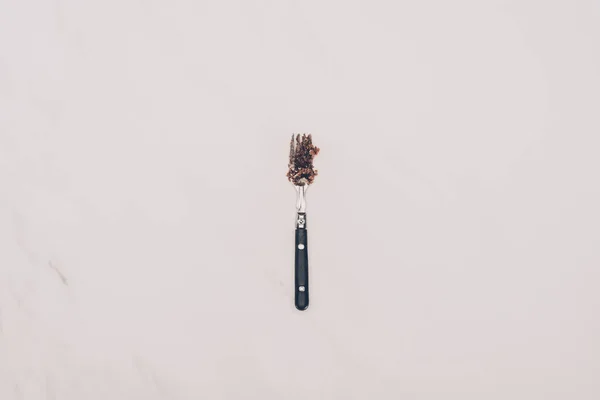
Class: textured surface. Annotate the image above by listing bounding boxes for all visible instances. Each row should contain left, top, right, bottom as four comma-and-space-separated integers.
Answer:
287, 134, 319, 186
1, 1, 600, 399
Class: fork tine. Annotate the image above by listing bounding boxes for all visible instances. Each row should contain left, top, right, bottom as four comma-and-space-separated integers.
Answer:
289, 134, 296, 165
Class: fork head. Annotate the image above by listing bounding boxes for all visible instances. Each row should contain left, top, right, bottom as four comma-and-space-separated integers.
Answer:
287, 134, 320, 187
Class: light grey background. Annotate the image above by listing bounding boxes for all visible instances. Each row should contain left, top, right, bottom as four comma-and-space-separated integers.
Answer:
1, 1, 599, 399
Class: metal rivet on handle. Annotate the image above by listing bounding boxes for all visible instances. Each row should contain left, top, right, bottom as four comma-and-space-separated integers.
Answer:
298, 244, 305, 250
299, 286, 305, 292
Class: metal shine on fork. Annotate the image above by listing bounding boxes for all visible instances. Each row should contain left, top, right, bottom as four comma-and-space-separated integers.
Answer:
295, 184, 307, 228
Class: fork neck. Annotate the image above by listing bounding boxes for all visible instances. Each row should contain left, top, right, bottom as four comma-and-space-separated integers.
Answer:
295, 184, 307, 213
295, 185, 307, 228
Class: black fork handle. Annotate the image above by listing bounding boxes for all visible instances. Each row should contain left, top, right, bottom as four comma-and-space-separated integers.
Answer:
295, 227, 309, 310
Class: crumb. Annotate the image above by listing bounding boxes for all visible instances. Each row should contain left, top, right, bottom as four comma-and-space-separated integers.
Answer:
287, 134, 320, 186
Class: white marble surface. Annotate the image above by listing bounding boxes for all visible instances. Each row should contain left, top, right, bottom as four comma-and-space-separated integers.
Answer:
2, 1, 600, 399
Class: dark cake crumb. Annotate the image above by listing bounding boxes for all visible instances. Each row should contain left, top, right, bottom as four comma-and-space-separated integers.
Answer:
287, 134, 320, 186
